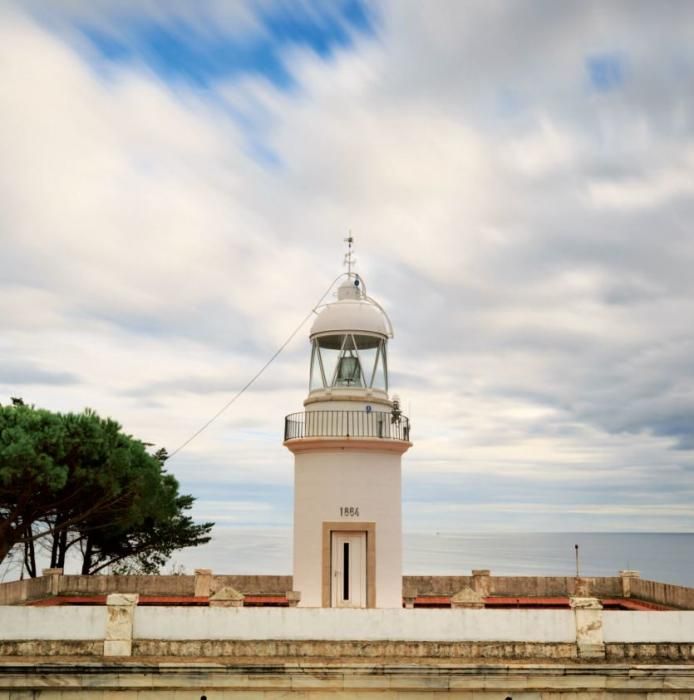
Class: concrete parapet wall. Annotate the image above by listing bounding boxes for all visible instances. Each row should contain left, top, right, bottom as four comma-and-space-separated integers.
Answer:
0, 576, 49, 605
0, 573, 292, 604
490, 575, 622, 597
212, 574, 292, 595
402, 575, 623, 598
0, 607, 107, 640
631, 577, 694, 609
603, 611, 694, 642
4, 605, 694, 663
1, 571, 692, 607
133, 607, 576, 642
403, 575, 472, 596
58, 574, 195, 597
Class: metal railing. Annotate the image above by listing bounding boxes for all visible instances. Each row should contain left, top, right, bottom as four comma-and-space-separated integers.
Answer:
284, 410, 411, 442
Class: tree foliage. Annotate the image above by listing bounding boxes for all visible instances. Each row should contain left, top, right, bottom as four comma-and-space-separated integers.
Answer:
0, 399, 213, 575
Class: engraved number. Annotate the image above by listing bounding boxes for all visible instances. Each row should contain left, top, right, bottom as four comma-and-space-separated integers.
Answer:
340, 506, 360, 517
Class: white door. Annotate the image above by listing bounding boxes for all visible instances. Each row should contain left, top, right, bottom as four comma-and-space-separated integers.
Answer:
331, 531, 367, 608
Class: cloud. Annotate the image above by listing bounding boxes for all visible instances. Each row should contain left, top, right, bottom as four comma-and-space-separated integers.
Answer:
1, 0, 694, 550
0, 362, 80, 387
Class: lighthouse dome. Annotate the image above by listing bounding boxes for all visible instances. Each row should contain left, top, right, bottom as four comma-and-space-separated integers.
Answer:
310, 300, 390, 338
310, 277, 391, 339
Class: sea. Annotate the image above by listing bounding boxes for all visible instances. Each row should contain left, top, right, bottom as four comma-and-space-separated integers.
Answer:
173, 530, 694, 587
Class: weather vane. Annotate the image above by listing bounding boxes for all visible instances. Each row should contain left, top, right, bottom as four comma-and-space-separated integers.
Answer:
344, 232, 356, 275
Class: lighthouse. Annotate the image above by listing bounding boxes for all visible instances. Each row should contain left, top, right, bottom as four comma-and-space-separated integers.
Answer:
283, 247, 412, 608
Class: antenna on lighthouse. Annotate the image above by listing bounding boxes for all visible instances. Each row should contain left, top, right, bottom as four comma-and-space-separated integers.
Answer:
344, 233, 356, 275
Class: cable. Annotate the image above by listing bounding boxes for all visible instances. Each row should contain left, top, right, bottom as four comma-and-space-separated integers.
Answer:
167, 273, 346, 460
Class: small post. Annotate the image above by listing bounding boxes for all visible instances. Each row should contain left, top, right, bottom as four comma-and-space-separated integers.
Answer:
619, 569, 641, 598
42, 568, 63, 596
194, 568, 213, 598
286, 591, 301, 607
575, 544, 580, 577
471, 569, 491, 598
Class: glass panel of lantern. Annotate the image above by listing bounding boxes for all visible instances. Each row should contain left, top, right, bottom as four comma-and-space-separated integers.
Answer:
309, 342, 324, 391
370, 342, 387, 392
351, 335, 377, 389
315, 334, 345, 388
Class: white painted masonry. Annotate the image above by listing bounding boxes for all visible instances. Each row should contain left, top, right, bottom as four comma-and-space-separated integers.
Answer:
3, 605, 694, 655
603, 610, 694, 642
0, 606, 107, 640
133, 608, 575, 642
292, 447, 402, 607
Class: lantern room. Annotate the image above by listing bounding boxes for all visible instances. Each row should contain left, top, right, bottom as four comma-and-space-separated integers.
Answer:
308, 276, 391, 397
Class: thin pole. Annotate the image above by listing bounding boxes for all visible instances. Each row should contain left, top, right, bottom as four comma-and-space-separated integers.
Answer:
575, 544, 580, 577
344, 233, 354, 274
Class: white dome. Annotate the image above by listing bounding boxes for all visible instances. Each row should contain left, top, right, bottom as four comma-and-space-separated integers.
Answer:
310, 299, 390, 338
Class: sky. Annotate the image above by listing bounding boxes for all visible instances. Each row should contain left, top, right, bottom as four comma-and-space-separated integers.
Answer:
2, 0, 694, 568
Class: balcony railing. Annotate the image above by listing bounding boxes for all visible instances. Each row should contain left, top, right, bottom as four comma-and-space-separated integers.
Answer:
284, 410, 411, 442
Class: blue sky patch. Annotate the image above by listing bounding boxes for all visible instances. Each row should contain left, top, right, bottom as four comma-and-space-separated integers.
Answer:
586, 52, 625, 92
77, 0, 375, 90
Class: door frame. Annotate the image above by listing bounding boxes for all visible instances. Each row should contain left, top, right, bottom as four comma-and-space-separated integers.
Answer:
322, 521, 376, 608
330, 531, 367, 608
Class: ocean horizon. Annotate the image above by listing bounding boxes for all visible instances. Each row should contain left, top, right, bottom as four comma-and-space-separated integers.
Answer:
170, 529, 694, 588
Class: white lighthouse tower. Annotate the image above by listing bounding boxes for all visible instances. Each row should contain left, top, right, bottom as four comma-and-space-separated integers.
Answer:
284, 245, 412, 608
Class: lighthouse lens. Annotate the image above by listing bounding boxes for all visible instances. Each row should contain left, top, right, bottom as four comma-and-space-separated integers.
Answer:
336, 355, 361, 386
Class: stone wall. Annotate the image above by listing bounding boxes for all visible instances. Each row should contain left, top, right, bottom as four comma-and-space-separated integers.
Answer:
2, 637, 693, 663
212, 575, 292, 596
3, 603, 694, 661
403, 575, 472, 596
402, 575, 622, 597
1, 570, 691, 607
489, 576, 622, 597
0, 572, 293, 604
0, 576, 49, 605
2, 603, 694, 695
59, 574, 196, 596
631, 577, 694, 609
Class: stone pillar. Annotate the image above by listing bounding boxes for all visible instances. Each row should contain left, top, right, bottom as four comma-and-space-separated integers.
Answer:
42, 568, 63, 596
570, 596, 604, 659
209, 586, 244, 607
286, 591, 301, 607
619, 569, 640, 598
574, 577, 591, 597
451, 587, 485, 609
194, 568, 213, 598
104, 593, 138, 657
471, 569, 491, 597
